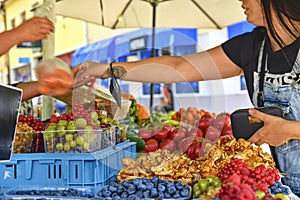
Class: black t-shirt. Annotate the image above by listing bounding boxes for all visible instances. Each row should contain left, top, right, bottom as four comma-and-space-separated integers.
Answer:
221, 27, 300, 100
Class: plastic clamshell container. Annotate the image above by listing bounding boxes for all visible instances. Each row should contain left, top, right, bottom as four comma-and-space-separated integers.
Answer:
0, 140, 136, 189
12, 132, 34, 153
43, 126, 120, 153
3, 185, 96, 200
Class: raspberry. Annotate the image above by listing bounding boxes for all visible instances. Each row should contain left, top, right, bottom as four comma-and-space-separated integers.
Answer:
237, 189, 254, 200
228, 173, 241, 185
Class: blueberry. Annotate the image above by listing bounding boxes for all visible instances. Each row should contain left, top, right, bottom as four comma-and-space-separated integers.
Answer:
109, 186, 118, 193
159, 179, 169, 186
121, 181, 130, 188
112, 192, 121, 199
133, 178, 141, 186
146, 182, 155, 190
180, 188, 190, 197
172, 191, 181, 198
136, 190, 143, 198
164, 192, 171, 198
157, 183, 166, 192
158, 191, 165, 199
150, 188, 158, 198
152, 176, 159, 185
128, 185, 137, 195
137, 183, 147, 191
103, 190, 112, 197
175, 182, 183, 190
142, 190, 150, 198
214, 197, 221, 200
128, 194, 141, 200
120, 191, 128, 198
167, 186, 176, 194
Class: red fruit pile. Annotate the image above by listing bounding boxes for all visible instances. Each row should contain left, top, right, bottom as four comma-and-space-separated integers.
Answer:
17, 114, 46, 152
217, 158, 281, 199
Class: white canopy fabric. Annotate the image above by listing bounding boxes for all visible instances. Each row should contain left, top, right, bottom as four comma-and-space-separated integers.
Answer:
55, 0, 246, 29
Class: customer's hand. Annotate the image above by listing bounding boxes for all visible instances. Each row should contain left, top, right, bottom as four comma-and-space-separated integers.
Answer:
13, 16, 54, 43
248, 108, 292, 146
73, 61, 109, 88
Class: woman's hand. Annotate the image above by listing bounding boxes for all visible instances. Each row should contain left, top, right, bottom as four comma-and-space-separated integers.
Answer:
248, 108, 295, 146
13, 17, 54, 43
72, 61, 109, 88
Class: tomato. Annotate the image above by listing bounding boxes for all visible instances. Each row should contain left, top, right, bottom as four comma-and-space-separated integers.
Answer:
205, 126, 221, 142
188, 127, 204, 138
178, 136, 195, 152
178, 136, 204, 159
169, 128, 187, 143
212, 112, 231, 130
138, 128, 154, 141
221, 125, 233, 137
197, 118, 212, 132
145, 138, 159, 152
159, 139, 176, 152
153, 124, 172, 141
186, 141, 202, 160
201, 113, 214, 121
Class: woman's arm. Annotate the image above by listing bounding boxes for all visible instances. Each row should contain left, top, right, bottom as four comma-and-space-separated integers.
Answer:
73, 46, 242, 87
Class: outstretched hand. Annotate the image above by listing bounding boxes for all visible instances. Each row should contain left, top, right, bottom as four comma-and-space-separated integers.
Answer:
72, 61, 109, 88
248, 108, 291, 146
14, 16, 54, 43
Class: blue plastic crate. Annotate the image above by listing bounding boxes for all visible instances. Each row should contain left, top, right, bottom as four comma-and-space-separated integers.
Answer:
0, 141, 136, 189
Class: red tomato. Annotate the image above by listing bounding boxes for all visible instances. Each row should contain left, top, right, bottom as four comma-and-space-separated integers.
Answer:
221, 125, 233, 136
201, 113, 214, 121
145, 139, 159, 152
188, 127, 204, 138
178, 136, 195, 152
186, 141, 203, 160
212, 113, 231, 130
169, 128, 186, 143
197, 118, 211, 132
205, 126, 221, 142
138, 128, 154, 141
153, 124, 172, 141
159, 139, 176, 152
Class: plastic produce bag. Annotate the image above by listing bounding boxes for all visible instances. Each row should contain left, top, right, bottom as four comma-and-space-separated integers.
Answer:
36, 57, 74, 96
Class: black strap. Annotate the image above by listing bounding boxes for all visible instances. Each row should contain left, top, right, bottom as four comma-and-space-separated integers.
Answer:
257, 39, 268, 107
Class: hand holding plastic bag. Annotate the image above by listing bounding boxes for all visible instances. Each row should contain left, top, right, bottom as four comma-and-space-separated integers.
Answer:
36, 57, 74, 96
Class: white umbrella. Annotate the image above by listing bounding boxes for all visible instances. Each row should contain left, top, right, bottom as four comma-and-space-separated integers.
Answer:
54, 0, 246, 111
55, 0, 245, 29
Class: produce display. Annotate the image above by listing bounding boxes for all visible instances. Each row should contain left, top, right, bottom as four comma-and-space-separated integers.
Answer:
6, 100, 299, 200
14, 115, 45, 153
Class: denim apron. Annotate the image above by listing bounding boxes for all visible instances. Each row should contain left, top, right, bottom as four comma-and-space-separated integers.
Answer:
252, 39, 300, 194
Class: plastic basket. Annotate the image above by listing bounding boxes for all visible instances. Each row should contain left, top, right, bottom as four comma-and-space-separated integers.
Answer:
0, 140, 136, 189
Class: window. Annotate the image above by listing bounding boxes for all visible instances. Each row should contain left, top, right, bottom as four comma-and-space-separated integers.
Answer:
142, 83, 161, 95
175, 82, 199, 93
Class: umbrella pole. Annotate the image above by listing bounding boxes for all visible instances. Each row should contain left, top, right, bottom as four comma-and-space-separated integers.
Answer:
149, 2, 157, 113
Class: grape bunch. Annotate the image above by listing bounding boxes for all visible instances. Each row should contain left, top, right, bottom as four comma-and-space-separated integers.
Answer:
216, 158, 281, 199
268, 181, 292, 195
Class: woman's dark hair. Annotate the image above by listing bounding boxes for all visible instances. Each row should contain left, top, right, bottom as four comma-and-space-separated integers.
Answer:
261, 0, 300, 47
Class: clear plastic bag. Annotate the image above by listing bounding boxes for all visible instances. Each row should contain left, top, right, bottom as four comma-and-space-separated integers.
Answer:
36, 57, 74, 96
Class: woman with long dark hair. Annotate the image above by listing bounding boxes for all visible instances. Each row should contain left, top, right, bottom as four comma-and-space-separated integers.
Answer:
73, 0, 300, 194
